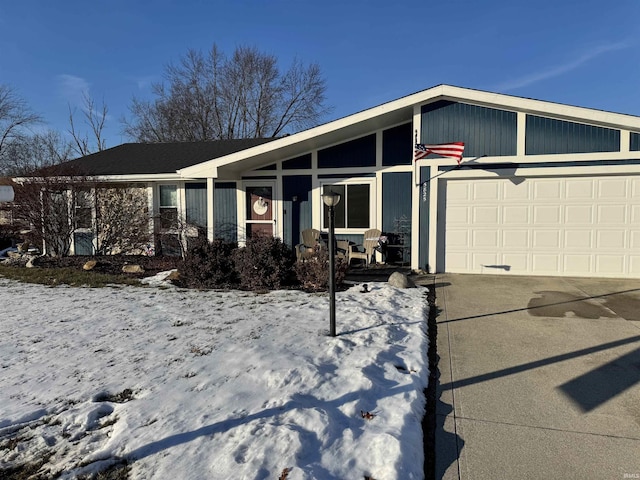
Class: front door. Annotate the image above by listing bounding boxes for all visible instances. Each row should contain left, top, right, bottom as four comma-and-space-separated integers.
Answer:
244, 182, 276, 238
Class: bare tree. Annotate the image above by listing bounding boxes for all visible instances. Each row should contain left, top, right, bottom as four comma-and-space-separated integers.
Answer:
93, 184, 152, 255
12, 164, 91, 256
123, 44, 330, 142
68, 92, 108, 157
1, 130, 73, 176
0, 84, 42, 173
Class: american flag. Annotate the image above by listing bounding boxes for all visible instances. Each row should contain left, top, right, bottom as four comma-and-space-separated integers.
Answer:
414, 142, 465, 164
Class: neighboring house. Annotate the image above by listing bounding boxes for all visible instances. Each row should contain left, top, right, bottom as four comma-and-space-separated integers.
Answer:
28, 85, 640, 278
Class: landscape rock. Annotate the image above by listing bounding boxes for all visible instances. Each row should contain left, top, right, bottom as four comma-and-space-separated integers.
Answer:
122, 264, 145, 274
83, 260, 98, 271
388, 271, 416, 288
165, 270, 180, 281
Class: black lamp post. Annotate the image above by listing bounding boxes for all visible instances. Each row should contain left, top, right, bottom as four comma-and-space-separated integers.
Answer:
322, 190, 341, 337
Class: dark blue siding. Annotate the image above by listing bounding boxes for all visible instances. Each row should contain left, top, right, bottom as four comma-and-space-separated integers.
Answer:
421, 101, 517, 157
214, 182, 237, 242
631, 132, 640, 151
185, 183, 207, 227
418, 166, 430, 272
283, 154, 312, 170
283, 175, 312, 247
318, 134, 376, 168
525, 115, 620, 155
382, 172, 412, 233
383, 123, 412, 166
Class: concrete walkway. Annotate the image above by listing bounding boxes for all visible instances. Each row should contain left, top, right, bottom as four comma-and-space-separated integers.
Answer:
434, 274, 640, 480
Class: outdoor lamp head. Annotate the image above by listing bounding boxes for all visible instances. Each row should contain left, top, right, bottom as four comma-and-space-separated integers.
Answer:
322, 190, 341, 207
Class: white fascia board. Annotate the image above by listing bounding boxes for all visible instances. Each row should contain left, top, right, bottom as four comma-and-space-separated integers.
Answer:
90, 174, 185, 182
178, 84, 640, 178
436, 86, 640, 130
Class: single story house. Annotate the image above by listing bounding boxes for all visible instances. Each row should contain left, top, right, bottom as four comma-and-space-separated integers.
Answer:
41, 85, 640, 278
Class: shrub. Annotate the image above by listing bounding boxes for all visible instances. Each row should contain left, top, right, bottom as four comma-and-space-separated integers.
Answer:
232, 235, 295, 290
180, 238, 238, 288
294, 246, 348, 292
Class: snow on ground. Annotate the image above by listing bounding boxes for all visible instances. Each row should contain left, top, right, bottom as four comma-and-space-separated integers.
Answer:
0, 275, 428, 479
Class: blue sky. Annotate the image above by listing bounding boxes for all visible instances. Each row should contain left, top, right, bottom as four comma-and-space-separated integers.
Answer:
1, 0, 639, 150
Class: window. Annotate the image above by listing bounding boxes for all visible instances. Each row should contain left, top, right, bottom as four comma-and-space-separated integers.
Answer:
322, 182, 372, 230
159, 185, 178, 229
74, 188, 92, 229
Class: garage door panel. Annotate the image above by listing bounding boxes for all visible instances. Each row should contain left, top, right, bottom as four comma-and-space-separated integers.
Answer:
447, 206, 470, 224
472, 230, 498, 247
473, 206, 499, 223
503, 253, 528, 271
565, 205, 593, 224
447, 229, 469, 247
564, 230, 592, 249
534, 205, 561, 224
596, 255, 625, 274
534, 181, 562, 200
564, 255, 592, 274
503, 230, 529, 248
598, 178, 627, 198
597, 204, 626, 223
443, 175, 640, 278
566, 179, 594, 199
473, 181, 500, 200
533, 230, 561, 248
596, 230, 625, 249
504, 205, 529, 224
472, 252, 499, 269
532, 254, 560, 271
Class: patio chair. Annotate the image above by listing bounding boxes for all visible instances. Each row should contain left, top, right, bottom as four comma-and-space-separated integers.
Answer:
349, 229, 381, 266
336, 239, 351, 264
295, 228, 321, 261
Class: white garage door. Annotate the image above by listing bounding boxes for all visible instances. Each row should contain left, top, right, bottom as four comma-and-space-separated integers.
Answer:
443, 175, 640, 278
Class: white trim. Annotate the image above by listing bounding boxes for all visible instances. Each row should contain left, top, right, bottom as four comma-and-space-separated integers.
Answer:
317, 177, 377, 233
411, 104, 422, 270
207, 178, 215, 241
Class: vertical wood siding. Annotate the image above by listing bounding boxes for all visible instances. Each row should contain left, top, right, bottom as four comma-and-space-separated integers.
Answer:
525, 115, 620, 154
283, 175, 312, 246
421, 101, 517, 157
214, 182, 238, 242
185, 183, 207, 227
382, 172, 412, 232
318, 134, 376, 168
383, 123, 412, 166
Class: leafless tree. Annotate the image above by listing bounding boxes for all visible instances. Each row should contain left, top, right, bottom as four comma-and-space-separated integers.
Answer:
123, 44, 330, 142
1, 130, 73, 176
0, 84, 42, 174
93, 184, 152, 255
68, 92, 108, 157
12, 164, 91, 256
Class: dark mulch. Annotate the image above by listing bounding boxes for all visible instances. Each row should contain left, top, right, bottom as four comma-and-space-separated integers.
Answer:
32, 255, 183, 277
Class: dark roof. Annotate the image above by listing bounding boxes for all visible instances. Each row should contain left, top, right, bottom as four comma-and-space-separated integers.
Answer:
60, 138, 277, 176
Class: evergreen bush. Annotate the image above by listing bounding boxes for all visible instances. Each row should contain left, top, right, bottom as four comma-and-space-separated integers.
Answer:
180, 238, 238, 288
294, 246, 348, 292
232, 235, 294, 290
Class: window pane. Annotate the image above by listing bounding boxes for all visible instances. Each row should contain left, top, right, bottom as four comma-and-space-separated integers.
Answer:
160, 207, 178, 229
347, 184, 370, 228
323, 185, 345, 228
160, 185, 177, 207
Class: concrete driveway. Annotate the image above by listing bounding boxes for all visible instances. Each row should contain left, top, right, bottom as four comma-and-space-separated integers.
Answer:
434, 274, 640, 480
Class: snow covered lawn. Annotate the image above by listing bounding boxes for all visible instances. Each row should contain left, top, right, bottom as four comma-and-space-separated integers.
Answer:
0, 275, 428, 479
